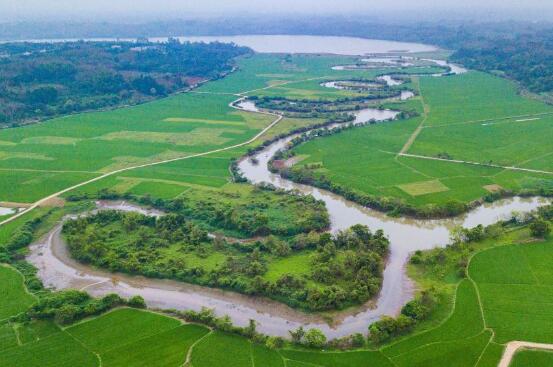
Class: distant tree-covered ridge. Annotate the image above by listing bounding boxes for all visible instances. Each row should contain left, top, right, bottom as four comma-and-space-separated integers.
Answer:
0, 39, 251, 126
451, 31, 553, 93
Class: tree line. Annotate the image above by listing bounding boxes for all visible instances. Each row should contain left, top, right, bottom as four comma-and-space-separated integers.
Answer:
0, 39, 250, 126
451, 31, 553, 93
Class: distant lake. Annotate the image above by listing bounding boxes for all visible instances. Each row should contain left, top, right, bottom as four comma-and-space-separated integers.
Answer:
6, 35, 437, 55
159, 35, 436, 55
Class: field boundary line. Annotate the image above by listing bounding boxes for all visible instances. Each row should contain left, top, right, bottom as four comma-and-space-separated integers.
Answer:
397, 77, 427, 155
183, 329, 213, 366
382, 350, 400, 367
520, 248, 541, 285
424, 111, 553, 129
62, 328, 103, 367
393, 156, 433, 179
388, 331, 491, 364
12, 323, 22, 346
511, 151, 553, 171
250, 341, 256, 367
0, 264, 39, 324
498, 341, 553, 367
473, 330, 494, 367
238, 76, 328, 95
0, 103, 282, 228
398, 153, 553, 175
382, 281, 462, 357
281, 357, 324, 367
0, 324, 63, 353
0, 168, 101, 174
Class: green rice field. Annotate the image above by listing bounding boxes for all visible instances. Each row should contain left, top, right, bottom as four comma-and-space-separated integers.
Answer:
1, 47, 553, 367
2, 228, 553, 366
288, 71, 552, 209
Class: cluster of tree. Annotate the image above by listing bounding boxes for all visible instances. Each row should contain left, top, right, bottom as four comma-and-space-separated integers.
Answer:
172, 306, 362, 350
63, 210, 209, 271
154, 190, 329, 238
4, 215, 45, 251
451, 31, 553, 93
369, 289, 438, 344
235, 225, 389, 311
63, 209, 387, 312
530, 204, 552, 238
17, 290, 145, 325
412, 206, 552, 283
0, 39, 250, 125
68, 187, 330, 238
252, 92, 400, 118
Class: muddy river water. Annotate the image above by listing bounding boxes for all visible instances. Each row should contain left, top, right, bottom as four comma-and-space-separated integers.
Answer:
25, 40, 547, 338
27, 127, 547, 338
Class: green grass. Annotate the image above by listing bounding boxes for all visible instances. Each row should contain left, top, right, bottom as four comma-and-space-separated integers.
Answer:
3, 226, 553, 367
16, 321, 60, 345
470, 239, 553, 344
288, 70, 552, 209
0, 91, 273, 203
0, 324, 18, 352
252, 344, 285, 367
410, 114, 553, 170
397, 179, 450, 196
101, 324, 208, 367
419, 72, 553, 126
510, 349, 553, 367
66, 308, 181, 354
0, 308, 210, 367
280, 349, 394, 367
0, 331, 98, 367
383, 279, 484, 358
475, 342, 505, 367
0, 266, 35, 320
264, 252, 313, 282
191, 332, 252, 367
391, 330, 492, 367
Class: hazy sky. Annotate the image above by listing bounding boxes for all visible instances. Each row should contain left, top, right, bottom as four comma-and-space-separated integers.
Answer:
1, 0, 552, 22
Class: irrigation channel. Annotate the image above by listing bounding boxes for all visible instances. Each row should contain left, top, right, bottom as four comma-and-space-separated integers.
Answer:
25, 54, 547, 338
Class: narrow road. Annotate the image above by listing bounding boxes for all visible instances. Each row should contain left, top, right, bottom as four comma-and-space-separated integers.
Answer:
0, 100, 282, 227
398, 153, 553, 175
498, 341, 553, 367
0, 74, 328, 228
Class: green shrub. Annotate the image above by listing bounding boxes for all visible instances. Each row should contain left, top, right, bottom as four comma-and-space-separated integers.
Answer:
128, 295, 146, 309
304, 328, 327, 348
530, 219, 551, 238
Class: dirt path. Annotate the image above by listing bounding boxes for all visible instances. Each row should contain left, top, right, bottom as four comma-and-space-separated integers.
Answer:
397, 153, 553, 175
398, 77, 427, 155
498, 341, 553, 367
0, 74, 341, 228
0, 100, 282, 227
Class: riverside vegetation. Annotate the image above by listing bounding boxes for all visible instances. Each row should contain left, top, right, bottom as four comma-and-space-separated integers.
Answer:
62, 207, 388, 311
0, 38, 552, 367
276, 72, 553, 218
0, 200, 551, 366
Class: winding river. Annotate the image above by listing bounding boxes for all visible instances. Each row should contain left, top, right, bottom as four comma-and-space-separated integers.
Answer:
25, 37, 547, 338
27, 122, 547, 339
